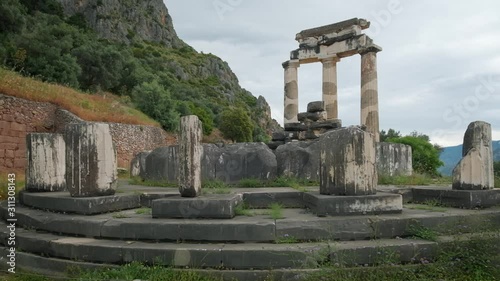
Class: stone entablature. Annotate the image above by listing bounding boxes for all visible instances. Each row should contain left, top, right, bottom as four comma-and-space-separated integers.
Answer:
283, 18, 382, 142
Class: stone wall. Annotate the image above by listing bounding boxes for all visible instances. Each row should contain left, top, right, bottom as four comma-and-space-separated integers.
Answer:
0, 94, 169, 171
0, 94, 57, 171
376, 142, 413, 177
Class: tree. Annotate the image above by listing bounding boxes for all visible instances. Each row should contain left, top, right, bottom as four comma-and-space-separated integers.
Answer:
494, 162, 500, 177
132, 81, 179, 131
380, 129, 401, 142
219, 107, 254, 143
388, 134, 444, 176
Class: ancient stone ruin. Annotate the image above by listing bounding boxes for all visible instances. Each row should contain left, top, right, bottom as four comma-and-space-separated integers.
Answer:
283, 18, 381, 141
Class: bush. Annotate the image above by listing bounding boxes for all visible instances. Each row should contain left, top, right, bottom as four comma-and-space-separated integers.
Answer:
218, 107, 254, 143
388, 135, 443, 176
132, 81, 179, 131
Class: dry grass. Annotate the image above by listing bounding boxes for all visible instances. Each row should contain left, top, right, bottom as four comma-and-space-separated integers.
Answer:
0, 68, 159, 126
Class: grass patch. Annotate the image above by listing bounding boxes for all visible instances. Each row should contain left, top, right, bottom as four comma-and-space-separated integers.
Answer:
135, 208, 152, 215
238, 178, 263, 188
406, 204, 449, 212
0, 172, 25, 200
237, 176, 319, 191
234, 202, 253, 217
129, 176, 177, 188
378, 174, 452, 186
275, 234, 298, 244
112, 212, 131, 219
406, 222, 438, 241
0, 68, 159, 126
202, 180, 231, 194
495, 176, 500, 189
269, 203, 284, 220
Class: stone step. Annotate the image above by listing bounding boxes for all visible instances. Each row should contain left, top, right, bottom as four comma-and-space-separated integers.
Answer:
1, 202, 499, 243
0, 221, 436, 270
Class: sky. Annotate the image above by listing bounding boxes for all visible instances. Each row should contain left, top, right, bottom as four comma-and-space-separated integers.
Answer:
166, 0, 500, 147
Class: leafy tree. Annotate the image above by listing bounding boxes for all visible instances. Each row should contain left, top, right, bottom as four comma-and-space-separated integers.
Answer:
380, 129, 401, 142
494, 162, 500, 177
132, 81, 179, 131
0, 0, 26, 33
388, 135, 444, 176
20, 0, 63, 17
219, 107, 254, 143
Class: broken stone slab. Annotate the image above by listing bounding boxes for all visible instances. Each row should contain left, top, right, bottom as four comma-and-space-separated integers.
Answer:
319, 126, 377, 196
376, 142, 413, 177
284, 122, 308, 132
144, 146, 177, 182
25, 133, 66, 192
453, 121, 494, 190
151, 194, 243, 219
276, 141, 321, 181
267, 141, 285, 150
65, 123, 117, 197
178, 115, 203, 197
298, 111, 327, 122
130, 151, 151, 178
307, 101, 325, 113
309, 119, 342, 130
272, 131, 286, 141
303, 191, 402, 216
412, 187, 500, 209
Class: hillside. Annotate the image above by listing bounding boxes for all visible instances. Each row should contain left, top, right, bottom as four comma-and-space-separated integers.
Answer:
439, 140, 500, 175
0, 0, 280, 140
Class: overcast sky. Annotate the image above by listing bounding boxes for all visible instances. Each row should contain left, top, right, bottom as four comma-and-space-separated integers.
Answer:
166, 0, 500, 146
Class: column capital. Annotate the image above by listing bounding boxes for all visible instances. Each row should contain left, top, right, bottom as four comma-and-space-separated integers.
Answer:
320, 56, 340, 64
282, 60, 301, 69
359, 44, 383, 55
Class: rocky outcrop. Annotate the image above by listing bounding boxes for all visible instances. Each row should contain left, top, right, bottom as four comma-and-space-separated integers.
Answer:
56, 0, 185, 48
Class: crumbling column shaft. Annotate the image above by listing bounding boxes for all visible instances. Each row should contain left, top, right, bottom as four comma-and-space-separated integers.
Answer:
360, 51, 380, 142
65, 123, 117, 197
26, 133, 66, 192
322, 57, 340, 120
178, 115, 203, 197
283, 60, 300, 124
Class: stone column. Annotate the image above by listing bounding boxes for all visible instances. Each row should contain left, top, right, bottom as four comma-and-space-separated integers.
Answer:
360, 46, 382, 142
178, 115, 203, 197
319, 126, 377, 196
65, 123, 117, 197
321, 56, 340, 120
25, 133, 66, 192
283, 60, 300, 124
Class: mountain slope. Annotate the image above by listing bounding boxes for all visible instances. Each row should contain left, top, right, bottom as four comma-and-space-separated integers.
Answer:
0, 0, 280, 140
439, 140, 500, 175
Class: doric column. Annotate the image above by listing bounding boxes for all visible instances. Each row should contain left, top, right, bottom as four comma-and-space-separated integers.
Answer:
283, 60, 300, 124
321, 56, 340, 120
360, 46, 382, 142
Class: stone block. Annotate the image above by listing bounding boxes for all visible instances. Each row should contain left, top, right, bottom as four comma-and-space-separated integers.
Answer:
151, 194, 243, 219
25, 133, 65, 192
19, 191, 141, 215
307, 101, 325, 113
453, 121, 494, 190
65, 123, 117, 197
242, 190, 305, 209
412, 187, 500, 209
319, 127, 377, 196
272, 131, 286, 141
130, 151, 150, 178
276, 141, 321, 181
303, 191, 402, 216
376, 142, 413, 177
298, 111, 327, 122
144, 146, 177, 182
309, 119, 342, 130
267, 141, 285, 150
178, 115, 203, 197
213, 143, 277, 184
284, 122, 308, 132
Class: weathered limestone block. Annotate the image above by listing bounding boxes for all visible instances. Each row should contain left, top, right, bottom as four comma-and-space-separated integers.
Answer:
319, 126, 377, 196
309, 119, 342, 130
130, 151, 151, 178
284, 122, 308, 132
453, 121, 494, 190
376, 142, 413, 177
276, 141, 321, 181
214, 143, 277, 184
144, 146, 177, 182
65, 123, 117, 197
178, 115, 203, 197
307, 101, 325, 113
25, 133, 66, 192
272, 131, 286, 141
298, 111, 327, 123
